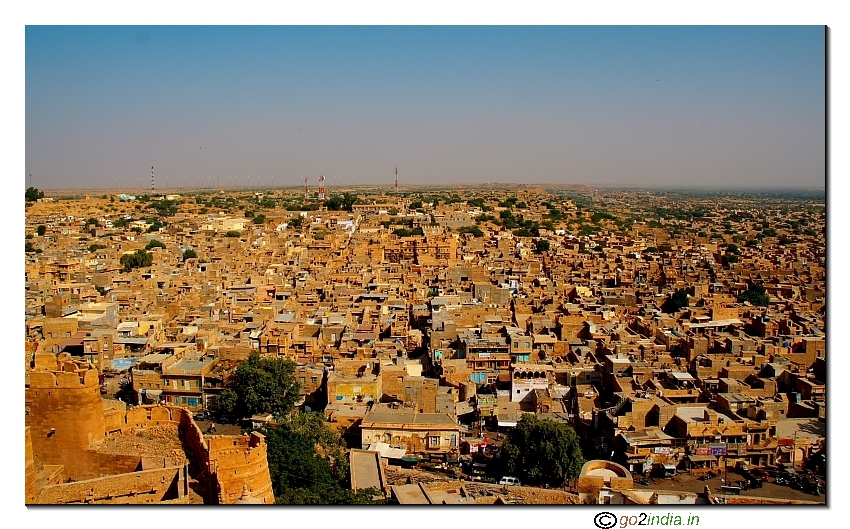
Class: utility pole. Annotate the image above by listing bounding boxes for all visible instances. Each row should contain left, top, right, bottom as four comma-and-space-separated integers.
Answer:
792, 429, 798, 469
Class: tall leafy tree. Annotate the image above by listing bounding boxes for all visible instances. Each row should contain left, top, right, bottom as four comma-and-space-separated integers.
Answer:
219, 352, 300, 420
26, 187, 44, 201
534, 238, 551, 253
264, 413, 382, 504
738, 283, 770, 306
501, 415, 584, 487
120, 249, 153, 272
663, 289, 689, 313
145, 239, 166, 250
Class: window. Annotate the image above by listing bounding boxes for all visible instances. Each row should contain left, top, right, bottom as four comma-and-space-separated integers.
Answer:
299, 377, 306, 384
429, 436, 440, 447
311, 377, 318, 384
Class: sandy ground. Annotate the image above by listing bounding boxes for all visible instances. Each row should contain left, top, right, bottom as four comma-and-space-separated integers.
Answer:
98, 423, 188, 465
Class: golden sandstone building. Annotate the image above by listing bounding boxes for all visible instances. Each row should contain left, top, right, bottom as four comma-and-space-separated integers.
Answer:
25, 187, 826, 504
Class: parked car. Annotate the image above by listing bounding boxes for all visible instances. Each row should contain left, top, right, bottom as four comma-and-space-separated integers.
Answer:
749, 468, 769, 482
193, 411, 209, 421
802, 476, 820, 496
499, 476, 521, 486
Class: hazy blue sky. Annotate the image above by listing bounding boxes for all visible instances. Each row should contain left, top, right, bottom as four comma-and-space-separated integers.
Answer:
25, 25, 825, 190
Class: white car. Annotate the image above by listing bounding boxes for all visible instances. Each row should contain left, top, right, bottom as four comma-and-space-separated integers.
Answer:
499, 476, 521, 486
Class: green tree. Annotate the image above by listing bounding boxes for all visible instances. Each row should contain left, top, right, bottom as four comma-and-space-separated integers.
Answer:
253, 214, 266, 224
265, 413, 383, 504
88, 243, 107, 253
501, 415, 584, 487
664, 289, 689, 313
288, 216, 303, 228
182, 248, 198, 261
146, 198, 180, 216
219, 352, 300, 420
738, 283, 770, 306
113, 217, 132, 229
722, 253, 739, 267
146, 219, 164, 233
325, 193, 358, 212
225, 230, 241, 237
534, 239, 551, 254
145, 239, 166, 250
457, 226, 484, 237
25, 187, 44, 201
36, 225, 46, 236
393, 227, 423, 237
87, 217, 100, 227
119, 249, 153, 272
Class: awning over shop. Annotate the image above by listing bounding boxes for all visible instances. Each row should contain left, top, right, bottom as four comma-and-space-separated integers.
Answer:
109, 358, 138, 371
686, 454, 717, 463
456, 402, 476, 416
366, 443, 408, 459
115, 337, 149, 345
59, 338, 84, 349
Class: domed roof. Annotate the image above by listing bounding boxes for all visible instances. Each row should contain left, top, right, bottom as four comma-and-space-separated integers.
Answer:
233, 484, 264, 505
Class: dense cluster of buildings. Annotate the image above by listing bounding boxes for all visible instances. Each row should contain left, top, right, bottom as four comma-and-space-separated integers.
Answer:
24, 186, 825, 504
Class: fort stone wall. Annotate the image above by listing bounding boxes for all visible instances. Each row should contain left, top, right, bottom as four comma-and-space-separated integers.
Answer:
26, 355, 106, 480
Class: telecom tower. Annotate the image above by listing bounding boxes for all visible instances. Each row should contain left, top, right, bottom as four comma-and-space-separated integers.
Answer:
318, 174, 326, 207
304, 176, 310, 203
151, 166, 155, 194
395, 166, 399, 197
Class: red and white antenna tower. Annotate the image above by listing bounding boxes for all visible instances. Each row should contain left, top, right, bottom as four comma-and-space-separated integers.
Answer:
318, 174, 326, 207
394, 166, 399, 197
304, 176, 310, 203
151, 166, 155, 194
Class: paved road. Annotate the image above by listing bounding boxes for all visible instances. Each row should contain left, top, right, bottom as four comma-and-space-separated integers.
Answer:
632, 473, 823, 503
